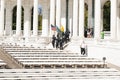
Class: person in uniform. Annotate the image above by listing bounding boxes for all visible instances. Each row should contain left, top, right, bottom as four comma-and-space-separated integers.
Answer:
52, 35, 56, 48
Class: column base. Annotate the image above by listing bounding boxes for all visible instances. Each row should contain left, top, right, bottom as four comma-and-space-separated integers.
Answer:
71, 36, 84, 42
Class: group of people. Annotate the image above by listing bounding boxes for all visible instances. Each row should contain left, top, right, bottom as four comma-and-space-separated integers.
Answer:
52, 30, 70, 50
51, 30, 87, 55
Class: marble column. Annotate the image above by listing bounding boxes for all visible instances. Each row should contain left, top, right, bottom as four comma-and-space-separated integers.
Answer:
94, 0, 101, 40
56, 0, 61, 28
16, 0, 22, 36
73, 0, 78, 37
101, 8, 103, 31
24, 7, 31, 37
117, 7, 120, 40
68, 0, 73, 36
33, 0, 38, 36
61, 0, 66, 32
42, 3, 49, 37
0, 0, 5, 36
5, 8, 12, 36
110, 0, 117, 40
50, 0, 55, 36
79, 0, 84, 38
88, 0, 92, 28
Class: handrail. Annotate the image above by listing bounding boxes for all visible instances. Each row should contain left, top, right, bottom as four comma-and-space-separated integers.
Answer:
0, 47, 24, 69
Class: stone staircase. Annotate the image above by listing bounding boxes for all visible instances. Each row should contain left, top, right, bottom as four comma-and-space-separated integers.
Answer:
0, 43, 120, 79
1, 44, 106, 69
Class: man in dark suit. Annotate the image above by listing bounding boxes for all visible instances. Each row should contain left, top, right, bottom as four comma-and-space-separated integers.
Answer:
52, 35, 56, 48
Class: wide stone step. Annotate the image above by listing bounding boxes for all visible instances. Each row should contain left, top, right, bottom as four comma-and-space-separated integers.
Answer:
0, 68, 120, 79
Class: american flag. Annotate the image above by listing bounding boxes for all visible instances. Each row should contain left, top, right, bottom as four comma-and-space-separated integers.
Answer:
51, 24, 56, 31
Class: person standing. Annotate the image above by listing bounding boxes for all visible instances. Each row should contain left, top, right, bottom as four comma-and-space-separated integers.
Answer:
52, 35, 56, 48
87, 29, 91, 38
56, 33, 60, 49
101, 30, 104, 39
59, 38, 63, 50
84, 29, 87, 38
80, 41, 87, 55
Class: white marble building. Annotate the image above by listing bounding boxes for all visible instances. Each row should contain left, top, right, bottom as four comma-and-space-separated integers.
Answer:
0, 0, 120, 41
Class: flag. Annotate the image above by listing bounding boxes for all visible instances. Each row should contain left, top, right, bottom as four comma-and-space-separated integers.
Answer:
60, 25, 64, 32
51, 24, 56, 31
38, 5, 42, 15
56, 25, 61, 33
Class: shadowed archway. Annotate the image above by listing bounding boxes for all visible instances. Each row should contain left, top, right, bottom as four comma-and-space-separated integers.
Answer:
103, 1, 111, 31
12, 6, 24, 30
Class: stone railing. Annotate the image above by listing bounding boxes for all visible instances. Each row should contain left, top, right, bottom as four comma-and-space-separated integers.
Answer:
104, 31, 110, 36
0, 47, 24, 69
11, 30, 42, 36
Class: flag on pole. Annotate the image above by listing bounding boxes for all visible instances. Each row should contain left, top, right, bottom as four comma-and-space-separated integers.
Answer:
56, 25, 61, 33
38, 5, 42, 15
51, 24, 56, 31
60, 25, 64, 32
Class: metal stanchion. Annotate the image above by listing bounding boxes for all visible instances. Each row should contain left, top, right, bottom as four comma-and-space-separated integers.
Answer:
103, 57, 106, 68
